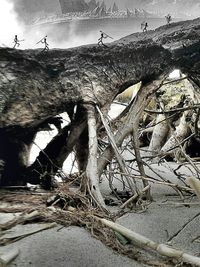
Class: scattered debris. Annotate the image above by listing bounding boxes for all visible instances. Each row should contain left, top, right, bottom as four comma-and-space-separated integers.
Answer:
0, 248, 20, 266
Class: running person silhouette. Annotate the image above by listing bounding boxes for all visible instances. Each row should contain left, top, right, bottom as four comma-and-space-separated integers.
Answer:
143, 22, 148, 32
36, 36, 49, 52
165, 14, 172, 25
13, 35, 20, 48
98, 31, 108, 47
41, 37, 49, 52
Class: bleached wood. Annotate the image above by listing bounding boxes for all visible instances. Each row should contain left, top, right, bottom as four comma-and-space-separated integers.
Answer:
0, 248, 20, 265
86, 105, 106, 209
148, 113, 169, 155
96, 105, 136, 194
187, 177, 200, 201
97, 217, 200, 266
161, 112, 190, 153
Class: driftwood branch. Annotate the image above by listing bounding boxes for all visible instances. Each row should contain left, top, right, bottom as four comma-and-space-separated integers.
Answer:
85, 104, 106, 209
97, 78, 166, 176
187, 177, 200, 201
96, 217, 200, 267
120, 185, 151, 209
96, 105, 136, 194
0, 248, 20, 266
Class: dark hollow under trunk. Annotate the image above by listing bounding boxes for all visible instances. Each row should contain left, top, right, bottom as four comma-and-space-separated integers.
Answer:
0, 127, 36, 186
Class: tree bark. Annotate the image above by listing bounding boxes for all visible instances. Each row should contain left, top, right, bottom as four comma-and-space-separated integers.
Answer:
0, 18, 200, 185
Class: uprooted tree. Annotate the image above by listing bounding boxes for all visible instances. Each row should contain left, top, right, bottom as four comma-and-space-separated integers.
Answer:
0, 18, 200, 208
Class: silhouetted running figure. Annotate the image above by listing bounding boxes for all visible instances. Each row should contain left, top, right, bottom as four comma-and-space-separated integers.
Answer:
36, 35, 49, 52
165, 14, 172, 25
98, 31, 110, 47
141, 22, 148, 32
13, 35, 20, 48
41, 37, 49, 52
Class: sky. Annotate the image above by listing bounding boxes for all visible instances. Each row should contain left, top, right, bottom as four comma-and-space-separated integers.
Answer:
3, 0, 200, 24
0, 0, 199, 49
0, 0, 104, 49
0, 0, 24, 47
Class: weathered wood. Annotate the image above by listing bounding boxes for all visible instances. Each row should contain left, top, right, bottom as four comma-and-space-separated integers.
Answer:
187, 177, 200, 201
25, 105, 87, 187
86, 104, 106, 209
96, 105, 136, 194
96, 217, 200, 266
97, 78, 165, 176
148, 113, 169, 155
0, 18, 200, 186
1, 18, 200, 128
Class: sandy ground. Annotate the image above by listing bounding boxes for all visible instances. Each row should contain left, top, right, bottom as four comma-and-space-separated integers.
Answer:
1, 163, 200, 267
0, 224, 144, 267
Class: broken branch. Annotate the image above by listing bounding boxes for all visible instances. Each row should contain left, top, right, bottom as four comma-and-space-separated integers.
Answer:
95, 217, 200, 266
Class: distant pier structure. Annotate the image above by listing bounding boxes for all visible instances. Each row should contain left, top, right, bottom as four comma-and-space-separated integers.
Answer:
59, 0, 88, 13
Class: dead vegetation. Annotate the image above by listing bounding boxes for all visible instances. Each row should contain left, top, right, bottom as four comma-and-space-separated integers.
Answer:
1, 17, 200, 266
0, 182, 200, 266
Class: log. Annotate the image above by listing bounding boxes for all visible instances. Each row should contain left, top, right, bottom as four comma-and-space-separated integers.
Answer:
0, 18, 200, 185
1, 19, 200, 128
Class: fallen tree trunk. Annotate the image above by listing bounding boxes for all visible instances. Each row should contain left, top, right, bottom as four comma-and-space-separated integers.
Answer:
0, 18, 200, 186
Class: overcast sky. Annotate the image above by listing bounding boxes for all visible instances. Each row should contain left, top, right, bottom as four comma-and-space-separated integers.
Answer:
7, 0, 200, 19
0, 0, 199, 49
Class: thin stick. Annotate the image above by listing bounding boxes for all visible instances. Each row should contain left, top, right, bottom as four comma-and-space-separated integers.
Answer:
105, 170, 193, 193
145, 104, 200, 115
96, 105, 137, 194
120, 185, 150, 209
158, 202, 200, 207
